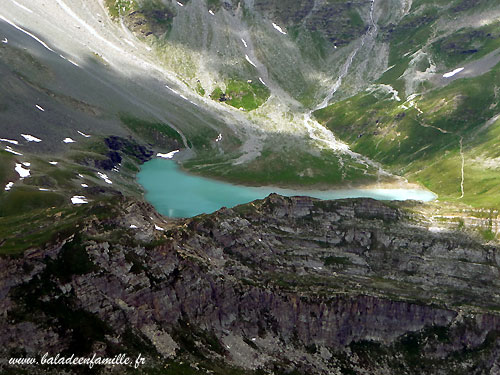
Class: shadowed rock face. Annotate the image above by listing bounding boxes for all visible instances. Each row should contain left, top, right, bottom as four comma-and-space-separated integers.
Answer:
252, 0, 368, 46
124, 8, 174, 38
85, 136, 154, 170
1, 195, 500, 374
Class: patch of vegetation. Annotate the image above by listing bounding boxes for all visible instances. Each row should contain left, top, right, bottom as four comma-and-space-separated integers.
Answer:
324, 255, 351, 267
289, 26, 330, 68
0, 42, 50, 78
210, 79, 270, 111
120, 113, 183, 148
105, 0, 138, 19
335, 320, 500, 373
243, 336, 259, 350
378, 7, 438, 96
479, 228, 496, 241
431, 21, 500, 68
0, 151, 16, 187
196, 82, 206, 96
271, 0, 366, 46
122, 327, 158, 355
171, 319, 227, 358
386, 7, 437, 61
124, 1, 175, 38
347, 9, 364, 29
210, 87, 224, 101
184, 146, 377, 187
125, 251, 146, 274
314, 60, 500, 207
0, 197, 125, 256
46, 167, 80, 189
207, 0, 222, 11
55, 236, 99, 283
0, 187, 66, 217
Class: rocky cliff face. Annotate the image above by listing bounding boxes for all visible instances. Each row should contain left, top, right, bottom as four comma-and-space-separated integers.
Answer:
252, 0, 368, 46
1, 195, 500, 374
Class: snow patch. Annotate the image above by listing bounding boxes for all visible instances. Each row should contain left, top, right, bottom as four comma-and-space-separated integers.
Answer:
12, 0, 33, 14
0, 138, 18, 145
129, 224, 138, 229
123, 39, 135, 48
165, 84, 177, 94
21, 134, 42, 142
22, 162, 30, 167
63, 138, 75, 143
157, 150, 179, 159
382, 84, 401, 101
443, 67, 464, 78
71, 195, 88, 204
429, 226, 445, 233
259, 77, 267, 86
77, 130, 91, 138
176, 1, 183, 6
97, 172, 112, 184
49, 161, 58, 165
1, 38, 7, 44
366, 84, 401, 101
0, 15, 55, 52
60, 54, 80, 67
209, 9, 215, 16
38, 188, 50, 191
245, 54, 257, 67
215, 134, 222, 142
272, 23, 287, 35
4, 146, 22, 155
382, 65, 395, 73
15, 163, 30, 178
4, 182, 13, 191
155, 224, 164, 231
241, 38, 248, 48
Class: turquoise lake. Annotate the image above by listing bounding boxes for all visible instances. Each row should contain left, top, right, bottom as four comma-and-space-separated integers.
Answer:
137, 159, 437, 218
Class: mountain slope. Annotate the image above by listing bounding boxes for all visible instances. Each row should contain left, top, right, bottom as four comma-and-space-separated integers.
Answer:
315, 0, 500, 207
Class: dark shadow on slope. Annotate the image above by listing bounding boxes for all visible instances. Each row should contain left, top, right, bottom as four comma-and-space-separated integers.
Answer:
0, 18, 236, 155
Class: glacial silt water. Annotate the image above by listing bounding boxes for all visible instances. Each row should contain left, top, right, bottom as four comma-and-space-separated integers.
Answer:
138, 159, 436, 218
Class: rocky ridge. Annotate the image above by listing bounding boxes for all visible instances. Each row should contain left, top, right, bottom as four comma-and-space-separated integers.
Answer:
1, 195, 500, 374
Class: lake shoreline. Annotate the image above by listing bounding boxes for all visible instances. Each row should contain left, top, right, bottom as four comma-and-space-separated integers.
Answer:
138, 159, 437, 218
172, 151, 433, 194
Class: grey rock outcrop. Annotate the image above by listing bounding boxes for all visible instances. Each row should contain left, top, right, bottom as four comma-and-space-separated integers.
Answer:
1, 195, 500, 374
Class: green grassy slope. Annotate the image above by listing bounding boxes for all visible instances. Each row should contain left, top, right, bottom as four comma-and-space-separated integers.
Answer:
315, 60, 500, 207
